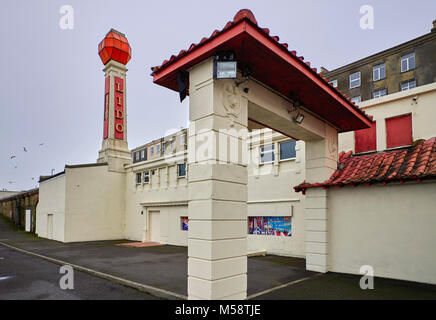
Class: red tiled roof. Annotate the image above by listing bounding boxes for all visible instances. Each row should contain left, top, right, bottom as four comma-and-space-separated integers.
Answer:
150, 9, 373, 128
294, 137, 436, 193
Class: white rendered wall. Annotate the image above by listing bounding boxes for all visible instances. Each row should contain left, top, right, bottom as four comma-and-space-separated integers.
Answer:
328, 182, 436, 285
36, 174, 66, 242
63, 165, 125, 242
125, 131, 308, 258
124, 155, 189, 242
146, 205, 188, 246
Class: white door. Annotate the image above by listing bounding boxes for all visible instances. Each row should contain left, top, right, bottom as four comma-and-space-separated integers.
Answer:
149, 211, 160, 243
25, 209, 31, 232
47, 214, 53, 240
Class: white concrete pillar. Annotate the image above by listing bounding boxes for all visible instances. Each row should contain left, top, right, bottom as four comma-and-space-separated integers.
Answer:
304, 125, 338, 273
187, 58, 248, 300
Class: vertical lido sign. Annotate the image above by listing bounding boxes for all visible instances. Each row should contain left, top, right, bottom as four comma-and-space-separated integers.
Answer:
114, 76, 124, 140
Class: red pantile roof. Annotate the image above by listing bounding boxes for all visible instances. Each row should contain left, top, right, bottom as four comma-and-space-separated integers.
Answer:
151, 9, 373, 132
294, 137, 436, 193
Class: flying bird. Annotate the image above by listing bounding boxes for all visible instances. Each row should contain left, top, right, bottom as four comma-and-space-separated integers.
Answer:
8, 181, 14, 184
23, 147, 27, 152
10, 155, 16, 159
14, 166, 17, 169
39, 143, 44, 146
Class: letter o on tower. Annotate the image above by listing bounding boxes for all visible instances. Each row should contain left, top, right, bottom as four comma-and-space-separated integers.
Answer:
116, 123, 124, 133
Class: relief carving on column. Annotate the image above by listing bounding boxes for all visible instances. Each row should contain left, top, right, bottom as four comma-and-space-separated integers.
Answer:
221, 82, 241, 127
328, 135, 338, 160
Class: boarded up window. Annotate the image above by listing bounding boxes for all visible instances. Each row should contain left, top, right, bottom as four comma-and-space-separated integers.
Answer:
355, 122, 377, 153
386, 114, 412, 149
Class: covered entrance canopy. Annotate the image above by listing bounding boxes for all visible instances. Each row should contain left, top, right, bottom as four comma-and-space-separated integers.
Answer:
151, 9, 372, 300
152, 9, 372, 133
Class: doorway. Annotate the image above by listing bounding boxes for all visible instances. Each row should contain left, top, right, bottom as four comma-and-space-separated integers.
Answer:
25, 209, 32, 232
47, 214, 53, 240
149, 211, 160, 243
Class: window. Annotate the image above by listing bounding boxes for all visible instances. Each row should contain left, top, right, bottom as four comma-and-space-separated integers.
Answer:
177, 163, 186, 178
401, 79, 416, 91
329, 80, 338, 88
136, 172, 142, 184
135, 151, 139, 161
279, 140, 296, 160
181, 217, 189, 231
373, 63, 386, 81
355, 122, 376, 153
141, 149, 145, 159
350, 96, 361, 104
162, 142, 166, 152
150, 146, 154, 155
373, 88, 387, 99
349, 72, 361, 89
181, 134, 186, 146
170, 140, 174, 150
386, 114, 412, 149
401, 53, 415, 72
143, 171, 150, 184
248, 217, 292, 236
260, 144, 275, 163
157, 143, 161, 153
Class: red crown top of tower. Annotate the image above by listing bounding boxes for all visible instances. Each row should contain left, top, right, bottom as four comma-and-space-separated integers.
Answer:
98, 29, 131, 65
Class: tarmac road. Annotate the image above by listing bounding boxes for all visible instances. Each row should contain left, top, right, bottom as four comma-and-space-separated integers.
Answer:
0, 245, 161, 300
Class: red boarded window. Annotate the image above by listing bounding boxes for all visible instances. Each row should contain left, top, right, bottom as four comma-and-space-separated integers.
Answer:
386, 114, 412, 149
355, 122, 377, 153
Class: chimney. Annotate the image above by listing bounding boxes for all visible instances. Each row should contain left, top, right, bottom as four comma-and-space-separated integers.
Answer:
432, 19, 436, 32
320, 66, 329, 75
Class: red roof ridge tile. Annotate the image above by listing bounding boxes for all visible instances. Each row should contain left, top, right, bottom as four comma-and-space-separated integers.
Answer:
233, 9, 258, 25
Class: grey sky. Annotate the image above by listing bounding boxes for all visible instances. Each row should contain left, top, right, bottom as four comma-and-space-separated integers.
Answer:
1, 0, 435, 190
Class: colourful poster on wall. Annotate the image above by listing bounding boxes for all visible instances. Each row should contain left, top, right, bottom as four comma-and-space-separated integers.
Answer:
181, 217, 189, 231
248, 216, 291, 236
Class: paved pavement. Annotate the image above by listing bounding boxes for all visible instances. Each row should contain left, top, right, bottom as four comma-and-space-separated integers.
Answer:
252, 271, 436, 300
0, 216, 314, 298
0, 245, 160, 300
2, 216, 436, 300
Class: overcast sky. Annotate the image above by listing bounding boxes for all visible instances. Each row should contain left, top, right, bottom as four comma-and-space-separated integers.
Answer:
1, 0, 435, 191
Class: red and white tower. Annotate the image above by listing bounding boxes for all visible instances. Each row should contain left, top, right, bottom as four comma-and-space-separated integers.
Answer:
97, 29, 132, 171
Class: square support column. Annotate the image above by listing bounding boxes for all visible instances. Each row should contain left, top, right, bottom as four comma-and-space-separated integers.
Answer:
187, 58, 248, 300
304, 125, 338, 273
